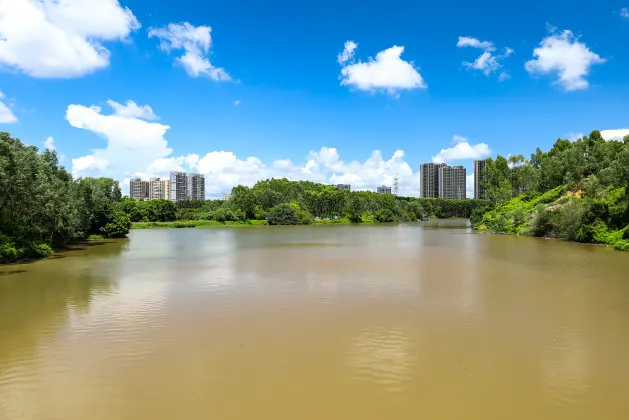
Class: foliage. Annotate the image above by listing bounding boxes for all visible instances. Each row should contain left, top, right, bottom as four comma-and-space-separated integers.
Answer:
0, 132, 130, 263
473, 130, 629, 251
267, 203, 298, 225
100, 209, 132, 238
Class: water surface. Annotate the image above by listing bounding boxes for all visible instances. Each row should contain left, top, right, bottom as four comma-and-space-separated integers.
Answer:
2, 221, 629, 419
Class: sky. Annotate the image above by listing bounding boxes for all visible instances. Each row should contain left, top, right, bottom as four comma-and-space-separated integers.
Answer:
1, 0, 628, 198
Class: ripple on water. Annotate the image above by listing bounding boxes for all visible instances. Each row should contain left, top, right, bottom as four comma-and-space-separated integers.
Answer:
349, 325, 417, 393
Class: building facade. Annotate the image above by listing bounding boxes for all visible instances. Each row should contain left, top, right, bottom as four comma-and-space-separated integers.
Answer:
170, 171, 188, 202
420, 163, 446, 198
438, 165, 466, 200
149, 178, 171, 200
474, 159, 488, 200
169, 171, 205, 202
335, 184, 351, 191
186, 173, 205, 200
377, 185, 392, 194
130, 177, 149, 200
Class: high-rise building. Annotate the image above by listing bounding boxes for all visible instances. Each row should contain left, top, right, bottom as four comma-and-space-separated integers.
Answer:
335, 184, 351, 191
148, 178, 171, 200
170, 171, 187, 202
169, 171, 205, 202
130, 177, 149, 200
474, 159, 488, 200
377, 185, 392, 194
438, 165, 466, 200
186, 173, 205, 200
420, 163, 446, 198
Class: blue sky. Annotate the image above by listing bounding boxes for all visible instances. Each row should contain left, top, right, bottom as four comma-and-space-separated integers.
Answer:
1, 0, 628, 197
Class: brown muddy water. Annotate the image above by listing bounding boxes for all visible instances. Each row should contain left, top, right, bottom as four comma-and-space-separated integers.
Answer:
2, 220, 629, 419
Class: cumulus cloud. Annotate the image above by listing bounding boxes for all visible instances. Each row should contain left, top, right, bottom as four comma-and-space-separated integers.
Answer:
0, 90, 17, 123
149, 22, 230, 81
337, 40, 357, 64
457, 36, 513, 78
106, 100, 158, 120
525, 29, 605, 91
466, 173, 474, 199
44, 136, 55, 151
601, 128, 629, 141
67, 100, 172, 178
65, 103, 421, 195
338, 42, 426, 95
0, 0, 139, 78
456, 36, 495, 51
621, 7, 629, 19
432, 136, 491, 163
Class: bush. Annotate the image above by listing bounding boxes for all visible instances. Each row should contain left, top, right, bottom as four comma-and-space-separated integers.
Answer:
0, 243, 19, 263
101, 208, 132, 238
375, 209, 395, 222
27, 242, 53, 258
212, 207, 243, 222
267, 203, 298, 225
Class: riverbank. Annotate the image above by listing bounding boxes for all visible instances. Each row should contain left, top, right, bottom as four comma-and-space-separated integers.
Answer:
131, 218, 355, 229
473, 186, 629, 252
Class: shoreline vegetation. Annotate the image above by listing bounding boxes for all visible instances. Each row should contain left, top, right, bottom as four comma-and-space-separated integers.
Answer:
471, 130, 629, 252
1, 131, 482, 264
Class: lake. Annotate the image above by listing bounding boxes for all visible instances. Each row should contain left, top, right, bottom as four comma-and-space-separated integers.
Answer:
2, 220, 629, 419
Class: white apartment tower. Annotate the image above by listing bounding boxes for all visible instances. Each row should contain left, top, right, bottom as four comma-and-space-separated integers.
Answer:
149, 178, 171, 200
170, 171, 188, 202
377, 185, 392, 194
438, 165, 466, 200
170, 171, 205, 202
186, 173, 205, 200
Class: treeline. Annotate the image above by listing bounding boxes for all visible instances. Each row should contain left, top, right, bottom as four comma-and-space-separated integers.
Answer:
122, 178, 485, 226
474, 130, 629, 251
0, 133, 131, 263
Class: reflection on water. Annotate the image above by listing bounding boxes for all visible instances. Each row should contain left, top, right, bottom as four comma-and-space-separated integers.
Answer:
2, 224, 629, 419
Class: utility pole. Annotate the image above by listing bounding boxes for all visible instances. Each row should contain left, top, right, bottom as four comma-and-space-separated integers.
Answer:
393, 174, 400, 196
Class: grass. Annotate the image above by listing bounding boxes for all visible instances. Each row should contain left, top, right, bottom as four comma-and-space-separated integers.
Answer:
313, 218, 351, 224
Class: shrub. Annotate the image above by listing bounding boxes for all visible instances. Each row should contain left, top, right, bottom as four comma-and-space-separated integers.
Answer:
101, 208, 132, 238
375, 209, 395, 222
267, 203, 298, 225
212, 207, 243, 222
0, 243, 19, 263
27, 242, 53, 258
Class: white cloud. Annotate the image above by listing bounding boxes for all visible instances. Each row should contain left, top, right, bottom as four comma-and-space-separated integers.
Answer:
44, 136, 55, 151
234, 100, 240, 106
601, 128, 629, 141
337, 40, 357, 64
456, 36, 495, 51
621, 7, 629, 19
0, 90, 17, 123
106, 100, 158, 120
0, 0, 139, 78
72, 155, 108, 173
67, 100, 172, 178
338, 43, 426, 95
148, 22, 230, 81
464, 51, 501, 75
498, 72, 510, 81
432, 136, 491, 163
525, 29, 605, 91
565, 132, 585, 142
466, 173, 474, 199
457, 36, 513, 77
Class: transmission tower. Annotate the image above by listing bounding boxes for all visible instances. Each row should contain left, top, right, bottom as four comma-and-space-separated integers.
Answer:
393, 174, 400, 196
